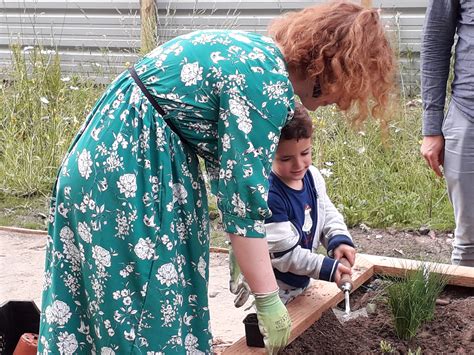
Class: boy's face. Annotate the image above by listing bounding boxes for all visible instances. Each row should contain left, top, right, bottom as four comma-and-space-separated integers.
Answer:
273, 137, 312, 185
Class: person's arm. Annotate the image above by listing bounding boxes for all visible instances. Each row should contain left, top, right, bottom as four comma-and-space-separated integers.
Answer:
421, 0, 458, 136
266, 221, 344, 282
310, 167, 355, 265
229, 234, 278, 293
420, 1, 458, 177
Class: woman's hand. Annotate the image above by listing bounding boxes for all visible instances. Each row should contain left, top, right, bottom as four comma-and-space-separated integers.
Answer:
255, 289, 292, 354
229, 234, 291, 352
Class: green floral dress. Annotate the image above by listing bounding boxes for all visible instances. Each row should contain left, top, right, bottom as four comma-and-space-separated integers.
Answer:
38, 30, 294, 354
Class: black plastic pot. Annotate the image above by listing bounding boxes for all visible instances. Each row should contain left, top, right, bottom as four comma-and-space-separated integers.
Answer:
243, 313, 264, 348
0, 301, 40, 355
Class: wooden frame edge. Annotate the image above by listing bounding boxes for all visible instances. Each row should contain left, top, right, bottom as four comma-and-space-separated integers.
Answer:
223, 254, 474, 354
360, 254, 474, 287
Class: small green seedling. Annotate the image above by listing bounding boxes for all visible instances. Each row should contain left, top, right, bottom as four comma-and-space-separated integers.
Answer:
408, 347, 422, 355
379, 339, 394, 353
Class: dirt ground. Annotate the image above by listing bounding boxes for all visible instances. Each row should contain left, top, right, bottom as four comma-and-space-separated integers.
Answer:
283, 280, 474, 354
350, 225, 454, 264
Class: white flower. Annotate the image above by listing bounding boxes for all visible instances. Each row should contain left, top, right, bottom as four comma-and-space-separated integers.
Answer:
254, 220, 265, 235
117, 174, 137, 198
77, 149, 93, 179
59, 226, 74, 243
58, 203, 69, 218
229, 98, 249, 119
263, 82, 286, 100
61, 76, 71, 82
235, 225, 247, 236
134, 238, 156, 260
172, 183, 188, 205
156, 263, 178, 286
124, 327, 135, 341
197, 256, 206, 279
45, 300, 71, 326
92, 245, 111, 268
57, 332, 78, 355
101, 347, 115, 355
237, 116, 252, 134
185, 333, 204, 353
221, 134, 231, 152
320, 168, 333, 178
77, 222, 92, 243
231, 193, 247, 218
180, 62, 203, 86
40, 97, 49, 105
130, 85, 141, 105
358, 146, 366, 154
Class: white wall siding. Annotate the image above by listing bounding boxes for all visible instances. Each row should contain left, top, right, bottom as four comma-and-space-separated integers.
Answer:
1, 0, 141, 81
1, 0, 428, 90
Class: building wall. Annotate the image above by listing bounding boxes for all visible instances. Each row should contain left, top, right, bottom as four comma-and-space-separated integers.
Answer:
1, 0, 427, 90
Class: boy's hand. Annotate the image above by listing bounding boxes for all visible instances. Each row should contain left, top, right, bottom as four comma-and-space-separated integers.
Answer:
333, 262, 352, 286
333, 244, 356, 266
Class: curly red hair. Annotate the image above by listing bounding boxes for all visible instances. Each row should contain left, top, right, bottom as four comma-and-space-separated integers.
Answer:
269, 1, 396, 124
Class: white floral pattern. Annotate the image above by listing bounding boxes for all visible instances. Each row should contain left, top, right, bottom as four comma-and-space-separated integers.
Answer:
77, 149, 93, 179
57, 332, 78, 355
45, 300, 72, 326
117, 173, 137, 198
156, 263, 179, 287
180, 62, 203, 86
39, 29, 293, 354
134, 237, 155, 260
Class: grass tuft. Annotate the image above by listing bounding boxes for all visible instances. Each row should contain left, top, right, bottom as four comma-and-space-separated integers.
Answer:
386, 263, 449, 340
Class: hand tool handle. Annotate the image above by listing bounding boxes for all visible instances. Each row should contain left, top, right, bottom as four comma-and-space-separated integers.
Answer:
337, 257, 353, 289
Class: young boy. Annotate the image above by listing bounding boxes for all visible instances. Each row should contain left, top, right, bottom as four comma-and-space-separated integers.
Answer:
266, 102, 356, 304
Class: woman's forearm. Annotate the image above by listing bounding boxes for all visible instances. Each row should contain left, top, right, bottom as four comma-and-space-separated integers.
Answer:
229, 233, 278, 293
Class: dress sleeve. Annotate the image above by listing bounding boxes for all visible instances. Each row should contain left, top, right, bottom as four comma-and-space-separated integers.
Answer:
216, 70, 294, 238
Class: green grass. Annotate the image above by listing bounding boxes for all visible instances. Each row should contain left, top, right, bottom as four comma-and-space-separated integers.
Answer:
386, 263, 449, 340
311, 105, 453, 230
0, 45, 104, 198
0, 44, 455, 239
0, 193, 49, 230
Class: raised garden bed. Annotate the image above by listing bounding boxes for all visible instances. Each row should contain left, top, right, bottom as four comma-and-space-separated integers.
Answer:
283, 282, 473, 354
223, 254, 474, 354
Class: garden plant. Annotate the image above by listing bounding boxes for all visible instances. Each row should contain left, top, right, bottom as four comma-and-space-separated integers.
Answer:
386, 263, 450, 340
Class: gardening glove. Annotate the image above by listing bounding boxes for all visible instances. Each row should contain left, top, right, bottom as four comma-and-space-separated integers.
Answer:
255, 289, 292, 354
228, 244, 252, 307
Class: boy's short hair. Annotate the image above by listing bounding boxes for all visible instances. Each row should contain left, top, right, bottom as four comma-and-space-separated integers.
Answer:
280, 102, 313, 141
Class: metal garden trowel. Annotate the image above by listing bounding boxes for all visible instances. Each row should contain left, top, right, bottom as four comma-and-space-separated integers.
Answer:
332, 257, 368, 324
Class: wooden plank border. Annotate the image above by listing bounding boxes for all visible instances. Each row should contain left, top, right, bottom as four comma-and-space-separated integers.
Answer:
362, 254, 474, 288
223, 254, 474, 354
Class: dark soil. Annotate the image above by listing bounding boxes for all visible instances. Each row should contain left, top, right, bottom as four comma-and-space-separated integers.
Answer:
350, 226, 454, 264
283, 281, 474, 355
